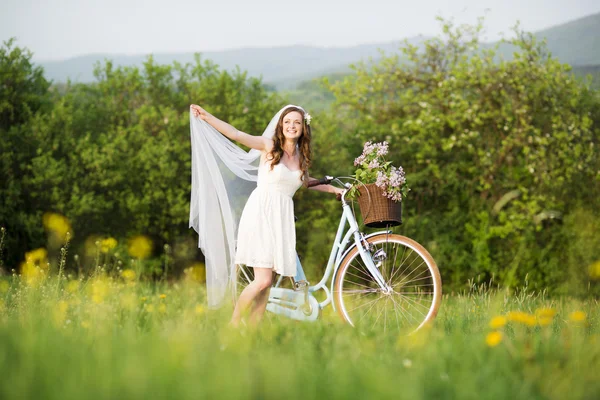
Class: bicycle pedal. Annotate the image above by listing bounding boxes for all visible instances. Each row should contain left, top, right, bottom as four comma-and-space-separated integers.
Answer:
293, 280, 309, 291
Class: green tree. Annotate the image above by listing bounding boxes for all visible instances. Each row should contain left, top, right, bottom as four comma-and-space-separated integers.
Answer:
325, 18, 600, 292
0, 38, 53, 270
1, 46, 283, 276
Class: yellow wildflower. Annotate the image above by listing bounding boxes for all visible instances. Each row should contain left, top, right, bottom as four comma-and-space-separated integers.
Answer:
535, 308, 556, 318
127, 235, 153, 260
25, 248, 48, 265
20, 262, 47, 286
184, 263, 206, 283
159, 293, 167, 299
100, 237, 118, 253
486, 331, 503, 347
569, 311, 586, 323
21, 249, 49, 286
588, 261, 600, 280
507, 311, 537, 327
42, 212, 72, 241
0, 280, 9, 293
121, 269, 136, 281
489, 316, 507, 329
195, 304, 205, 315
535, 308, 556, 326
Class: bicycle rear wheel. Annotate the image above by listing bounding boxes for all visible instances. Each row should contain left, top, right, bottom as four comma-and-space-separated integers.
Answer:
333, 233, 441, 334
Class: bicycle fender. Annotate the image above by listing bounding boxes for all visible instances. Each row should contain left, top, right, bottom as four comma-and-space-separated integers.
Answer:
330, 230, 392, 312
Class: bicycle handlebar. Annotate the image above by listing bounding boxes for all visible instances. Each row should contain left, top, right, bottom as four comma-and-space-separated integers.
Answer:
307, 176, 334, 188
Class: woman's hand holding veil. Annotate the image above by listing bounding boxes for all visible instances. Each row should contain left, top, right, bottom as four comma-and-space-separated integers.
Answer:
190, 104, 212, 121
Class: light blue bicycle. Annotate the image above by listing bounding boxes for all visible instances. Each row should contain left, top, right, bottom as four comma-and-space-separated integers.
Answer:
235, 176, 442, 334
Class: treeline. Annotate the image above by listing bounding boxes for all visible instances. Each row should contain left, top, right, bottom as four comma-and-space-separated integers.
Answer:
1, 19, 599, 294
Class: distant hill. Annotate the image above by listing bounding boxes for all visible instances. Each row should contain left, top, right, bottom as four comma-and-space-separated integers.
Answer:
533, 12, 600, 65
39, 39, 426, 90
37, 12, 600, 89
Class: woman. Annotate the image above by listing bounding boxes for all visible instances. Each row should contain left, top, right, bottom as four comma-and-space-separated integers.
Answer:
190, 104, 343, 326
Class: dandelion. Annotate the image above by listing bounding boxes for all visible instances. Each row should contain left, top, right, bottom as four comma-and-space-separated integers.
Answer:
507, 311, 537, 327
127, 235, 153, 260
588, 260, 600, 280
184, 263, 206, 283
159, 293, 167, 299
100, 237, 118, 253
42, 212, 72, 241
569, 311, 586, 323
535, 308, 557, 318
489, 316, 507, 329
535, 308, 556, 326
486, 331, 503, 347
25, 248, 48, 265
20, 253, 48, 286
121, 269, 136, 281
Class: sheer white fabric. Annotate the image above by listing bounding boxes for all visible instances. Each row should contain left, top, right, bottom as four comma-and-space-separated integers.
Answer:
189, 104, 304, 307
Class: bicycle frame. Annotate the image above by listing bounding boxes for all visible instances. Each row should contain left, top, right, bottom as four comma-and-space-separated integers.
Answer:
270, 193, 391, 315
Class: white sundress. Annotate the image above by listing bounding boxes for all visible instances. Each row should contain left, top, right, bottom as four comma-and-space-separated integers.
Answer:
234, 158, 303, 276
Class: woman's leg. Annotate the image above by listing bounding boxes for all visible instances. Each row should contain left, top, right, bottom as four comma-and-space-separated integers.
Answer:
248, 278, 272, 326
230, 267, 273, 326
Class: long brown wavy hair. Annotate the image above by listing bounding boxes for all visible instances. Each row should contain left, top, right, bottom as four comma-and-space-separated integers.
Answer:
267, 106, 312, 182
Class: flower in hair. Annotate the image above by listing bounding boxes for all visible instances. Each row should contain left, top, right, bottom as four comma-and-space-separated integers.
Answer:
304, 113, 312, 126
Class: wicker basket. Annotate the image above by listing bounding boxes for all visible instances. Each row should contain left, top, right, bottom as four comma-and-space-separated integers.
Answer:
357, 183, 403, 228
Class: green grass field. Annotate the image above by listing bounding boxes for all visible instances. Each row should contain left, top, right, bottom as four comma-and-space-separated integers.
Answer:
0, 273, 598, 400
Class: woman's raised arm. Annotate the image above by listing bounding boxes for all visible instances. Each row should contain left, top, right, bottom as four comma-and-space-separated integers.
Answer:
190, 104, 272, 152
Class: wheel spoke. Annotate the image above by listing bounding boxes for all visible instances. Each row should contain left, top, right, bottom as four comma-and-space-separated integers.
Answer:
388, 247, 413, 284
344, 269, 376, 286
393, 260, 429, 287
335, 235, 441, 335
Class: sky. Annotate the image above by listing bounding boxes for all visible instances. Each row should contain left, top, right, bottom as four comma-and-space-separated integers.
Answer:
2, 0, 599, 61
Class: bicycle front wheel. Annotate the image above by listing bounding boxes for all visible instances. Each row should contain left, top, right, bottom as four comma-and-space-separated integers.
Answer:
333, 233, 441, 334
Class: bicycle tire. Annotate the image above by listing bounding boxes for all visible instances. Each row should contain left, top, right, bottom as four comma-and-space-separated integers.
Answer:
333, 233, 442, 334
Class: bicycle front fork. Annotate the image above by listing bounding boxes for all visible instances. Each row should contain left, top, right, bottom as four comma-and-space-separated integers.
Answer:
355, 233, 391, 293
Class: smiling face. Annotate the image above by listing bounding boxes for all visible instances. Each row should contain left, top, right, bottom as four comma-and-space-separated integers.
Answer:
281, 111, 304, 141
